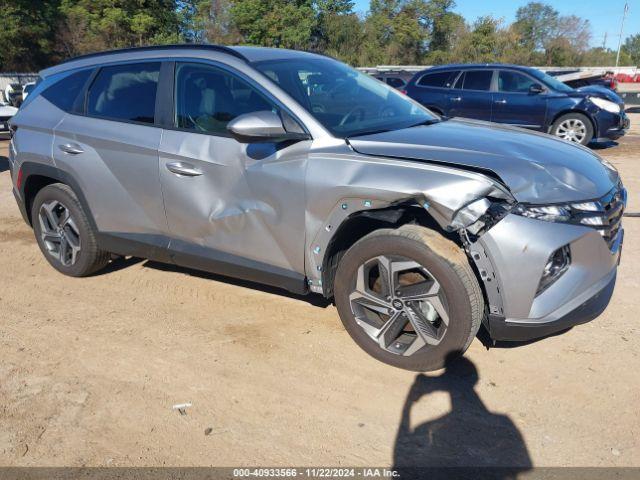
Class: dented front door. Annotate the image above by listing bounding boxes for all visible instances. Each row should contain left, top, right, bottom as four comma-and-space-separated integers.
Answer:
159, 130, 308, 275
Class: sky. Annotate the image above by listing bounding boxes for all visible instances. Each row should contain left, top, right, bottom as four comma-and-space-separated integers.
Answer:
352, 0, 639, 50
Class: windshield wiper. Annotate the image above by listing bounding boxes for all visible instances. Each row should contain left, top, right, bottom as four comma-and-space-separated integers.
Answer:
407, 118, 441, 128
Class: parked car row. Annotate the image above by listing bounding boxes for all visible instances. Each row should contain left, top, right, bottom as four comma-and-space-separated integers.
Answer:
403, 64, 629, 146
8, 45, 626, 371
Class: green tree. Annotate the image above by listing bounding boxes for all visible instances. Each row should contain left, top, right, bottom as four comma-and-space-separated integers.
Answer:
229, 0, 316, 48
57, 0, 183, 57
0, 0, 62, 70
622, 34, 640, 65
512, 2, 558, 51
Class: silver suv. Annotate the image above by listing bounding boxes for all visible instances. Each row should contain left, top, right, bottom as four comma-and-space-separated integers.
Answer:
9, 46, 625, 371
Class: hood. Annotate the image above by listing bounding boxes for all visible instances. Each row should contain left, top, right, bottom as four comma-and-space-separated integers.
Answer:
348, 118, 619, 204
576, 85, 623, 104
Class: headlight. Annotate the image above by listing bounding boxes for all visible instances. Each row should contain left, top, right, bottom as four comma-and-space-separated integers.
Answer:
589, 96, 621, 114
512, 204, 571, 222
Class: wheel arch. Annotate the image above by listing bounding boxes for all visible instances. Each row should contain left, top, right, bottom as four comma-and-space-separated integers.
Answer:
320, 204, 458, 298
20, 162, 97, 230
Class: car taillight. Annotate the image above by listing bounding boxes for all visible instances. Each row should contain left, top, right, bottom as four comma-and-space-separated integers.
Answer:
399, 89, 407, 95
16, 167, 23, 189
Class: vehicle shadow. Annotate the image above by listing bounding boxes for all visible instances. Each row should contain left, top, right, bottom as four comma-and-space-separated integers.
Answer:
0, 155, 8, 173
392, 353, 532, 479
591, 140, 619, 150
143, 260, 332, 308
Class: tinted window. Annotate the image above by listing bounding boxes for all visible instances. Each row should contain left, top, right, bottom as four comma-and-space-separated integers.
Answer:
87, 63, 160, 124
498, 71, 537, 93
459, 70, 493, 91
417, 71, 458, 88
41, 69, 91, 112
386, 77, 405, 88
175, 62, 276, 135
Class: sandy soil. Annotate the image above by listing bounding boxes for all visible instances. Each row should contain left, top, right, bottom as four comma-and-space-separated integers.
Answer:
0, 117, 639, 469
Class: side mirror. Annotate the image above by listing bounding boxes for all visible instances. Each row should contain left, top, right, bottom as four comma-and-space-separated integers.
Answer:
529, 83, 544, 94
227, 110, 309, 143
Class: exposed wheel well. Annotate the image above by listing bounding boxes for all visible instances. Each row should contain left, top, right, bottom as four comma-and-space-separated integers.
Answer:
23, 175, 62, 225
320, 204, 459, 298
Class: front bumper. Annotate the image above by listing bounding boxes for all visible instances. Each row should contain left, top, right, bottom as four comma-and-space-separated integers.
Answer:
487, 267, 616, 341
476, 213, 623, 342
594, 110, 629, 141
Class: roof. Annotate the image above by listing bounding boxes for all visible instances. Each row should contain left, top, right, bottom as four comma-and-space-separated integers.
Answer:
425, 63, 534, 71
40, 44, 326, 77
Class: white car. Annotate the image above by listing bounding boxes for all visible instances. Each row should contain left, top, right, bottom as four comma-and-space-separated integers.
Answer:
22, 82, 36, 101
0, 101, 18, 135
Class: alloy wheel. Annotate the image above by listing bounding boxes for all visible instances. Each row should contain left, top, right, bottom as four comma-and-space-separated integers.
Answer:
556, 118, 587, 143
348, 255, 449, 357
38, 200, 81, 267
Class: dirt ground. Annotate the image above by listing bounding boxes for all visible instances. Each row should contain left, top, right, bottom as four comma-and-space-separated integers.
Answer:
0, 116, 639, 469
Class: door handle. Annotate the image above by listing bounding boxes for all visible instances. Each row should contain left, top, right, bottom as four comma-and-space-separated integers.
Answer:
58, 143, 84, 155
166, 162, 203, 177
494, 99, 507, 104
450, 96, 462, 102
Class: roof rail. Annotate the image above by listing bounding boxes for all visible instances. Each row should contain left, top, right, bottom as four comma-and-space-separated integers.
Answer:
59, 44, 248, 65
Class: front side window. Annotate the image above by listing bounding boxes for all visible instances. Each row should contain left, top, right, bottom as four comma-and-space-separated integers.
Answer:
498, 71, 537, 93
529, 68, 574, 93
175, 62, 277, 135
458, 70, 493, 91
253, 56, 437, 138
87, 62, 160, 124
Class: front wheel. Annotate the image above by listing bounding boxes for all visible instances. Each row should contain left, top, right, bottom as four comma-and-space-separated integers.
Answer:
334, 225, 484, 371
551, 113, 594, 145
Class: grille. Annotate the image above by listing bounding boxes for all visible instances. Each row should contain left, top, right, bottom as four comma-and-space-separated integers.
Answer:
0, 116, 11, 122
571, 184, 626, 250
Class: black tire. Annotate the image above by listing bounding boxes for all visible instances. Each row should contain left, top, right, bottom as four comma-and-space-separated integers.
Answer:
31, 183, 110, 277
334, 225, 484, 372
550, 112, 594, 145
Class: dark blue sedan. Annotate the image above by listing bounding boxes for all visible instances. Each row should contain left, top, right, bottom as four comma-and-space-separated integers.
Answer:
405, 64, 630, 145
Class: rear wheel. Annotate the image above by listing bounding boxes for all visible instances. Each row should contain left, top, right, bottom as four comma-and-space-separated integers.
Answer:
32, 183, 110, 277
334, 225, 484, 371
551, 113, 594, 145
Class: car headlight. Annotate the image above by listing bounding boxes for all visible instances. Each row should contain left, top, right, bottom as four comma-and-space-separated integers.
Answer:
589, 96, 621, 114
512, 204, 572, 222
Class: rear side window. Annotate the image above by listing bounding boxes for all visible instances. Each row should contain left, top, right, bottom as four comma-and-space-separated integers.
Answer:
457, 70, 493, 91
41, 69, 92, 112
87, 62, 160, 124
417, 71, 458, 88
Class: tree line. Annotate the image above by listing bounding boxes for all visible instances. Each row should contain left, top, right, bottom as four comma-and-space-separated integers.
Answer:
0, 0, 638, 72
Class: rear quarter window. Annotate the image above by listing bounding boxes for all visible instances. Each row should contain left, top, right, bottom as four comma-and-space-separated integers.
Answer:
41, 69, 92, 112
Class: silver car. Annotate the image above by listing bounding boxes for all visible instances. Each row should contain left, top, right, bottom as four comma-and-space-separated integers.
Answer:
9, 46, 625, 371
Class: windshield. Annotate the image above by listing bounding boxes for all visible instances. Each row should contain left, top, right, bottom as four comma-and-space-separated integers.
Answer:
529, 69, 574, 93
253, 56, 437, 138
